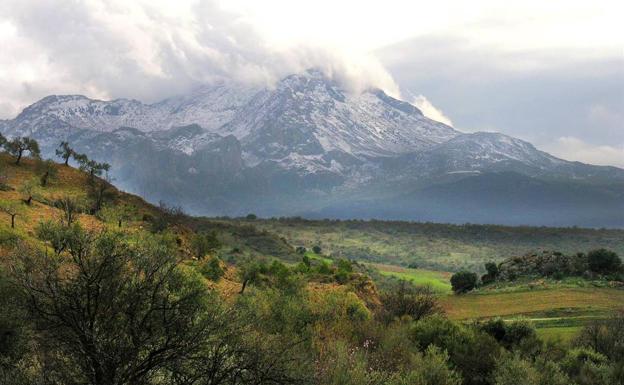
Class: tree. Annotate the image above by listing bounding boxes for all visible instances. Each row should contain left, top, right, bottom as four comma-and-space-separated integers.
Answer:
54, 196, 82, 226
4, 137, 40, 165
55, 141, 74, 166
18, 178, 39, 205
312, 245, 322, 254
0, 200, 22, 228
482, 262, 499, 285
587, 249, 621, 275
239, 260, 268, 294
98, 204, 135, 227
88, 176, 116, 213
191, 231, 221, 259
379, 282, 442, 323
36, 159, 58, 187
450, 271, 478, 294
9, 226, 303, 385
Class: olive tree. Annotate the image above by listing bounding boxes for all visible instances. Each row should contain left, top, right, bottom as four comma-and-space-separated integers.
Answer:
4, 137, 40, 165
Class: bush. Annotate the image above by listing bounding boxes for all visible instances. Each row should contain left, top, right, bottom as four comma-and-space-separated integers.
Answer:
587, 249, 621, 275
379, 283, 441, 323
450, 271, 478, 294
312, 245, 322, 254
200, 257, 224, 281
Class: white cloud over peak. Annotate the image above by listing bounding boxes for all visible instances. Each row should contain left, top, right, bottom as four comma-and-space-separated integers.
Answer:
410, 95, 454, 127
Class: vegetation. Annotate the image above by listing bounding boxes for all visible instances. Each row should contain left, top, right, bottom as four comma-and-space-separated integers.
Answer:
451, 271, 478, 293
238, 217, 624, 272
0, 143, 622, 384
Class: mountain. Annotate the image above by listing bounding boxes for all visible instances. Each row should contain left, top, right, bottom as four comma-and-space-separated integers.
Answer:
2, 69, 623, 227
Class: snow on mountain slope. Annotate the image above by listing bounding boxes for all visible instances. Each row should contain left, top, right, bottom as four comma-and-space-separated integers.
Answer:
224, 70, 459, 164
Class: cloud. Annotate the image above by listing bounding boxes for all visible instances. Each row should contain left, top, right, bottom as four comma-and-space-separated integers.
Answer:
410, 94, 454, 126
543, 137, 624, 168
0, 0, 399, 119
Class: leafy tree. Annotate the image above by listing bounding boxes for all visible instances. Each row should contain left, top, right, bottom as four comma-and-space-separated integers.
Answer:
379, 282, 442, 323
191, 231, 221, 259
54, 195, 83, 226
88, 176, 116, 213
36, 159, 59, 187
10, 227, 302, 385
98, 204, 135, 227
492, 355, 539, 385
312, 245, 322, 254
587, 249, 621, 274
0, 200, 22, 228
73, 152, 110, 180
239, 260, 268, 294
450, 271, 478, 294
4, 137, 40, 165
576, 310, 624, 362
18, 178, 39, 205
55, 141, 74, 166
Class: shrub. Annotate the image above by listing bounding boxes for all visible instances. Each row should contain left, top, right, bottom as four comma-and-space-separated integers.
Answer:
312, 245, 322, 254
200, 257, 224, 281
450, 271, 478, 294
379, 283, 441, 323
587, 249, 621, 275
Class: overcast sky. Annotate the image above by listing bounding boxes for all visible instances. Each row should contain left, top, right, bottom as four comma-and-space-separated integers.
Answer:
1, 0, 622, 166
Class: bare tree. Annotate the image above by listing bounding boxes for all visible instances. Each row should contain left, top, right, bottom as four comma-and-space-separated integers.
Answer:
0, 200, 22, 228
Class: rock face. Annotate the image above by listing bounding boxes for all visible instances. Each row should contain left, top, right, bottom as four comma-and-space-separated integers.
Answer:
2, 69, 624, 226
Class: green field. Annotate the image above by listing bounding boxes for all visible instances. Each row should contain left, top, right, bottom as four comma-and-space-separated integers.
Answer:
370, 263, 452, 293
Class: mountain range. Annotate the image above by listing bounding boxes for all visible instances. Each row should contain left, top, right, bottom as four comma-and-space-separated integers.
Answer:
2, 69, 623, 227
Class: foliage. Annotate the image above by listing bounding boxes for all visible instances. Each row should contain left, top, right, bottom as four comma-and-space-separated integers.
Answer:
9, 225, 304, 385
191, 231, 221, 259
587, 248, 622, 275
450, 271, 478, 293
36, 159, 59, 187
378, 282, 442, 323
200, 256, 225, 281
55, 141, 74, 166
3, 137, 40, 165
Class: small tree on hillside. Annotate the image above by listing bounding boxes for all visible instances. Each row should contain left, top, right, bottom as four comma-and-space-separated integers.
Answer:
379, 281, 442, 323
55, 141, 74, 166
450, 271, 478, 294
36, 159, 58, 187
4, 137, 40, 165
312, 245, 322, 254
55, 196, 82, 226
19, 178, 39, 205
0, 200, 22, 228
0, 133, 7, 147
191, 231, 221, 260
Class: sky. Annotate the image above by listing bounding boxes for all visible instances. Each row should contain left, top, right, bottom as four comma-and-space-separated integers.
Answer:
0, 0, 622, 166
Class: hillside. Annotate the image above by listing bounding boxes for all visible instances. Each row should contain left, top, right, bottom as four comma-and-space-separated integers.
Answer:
233, 217, 624, 272
1, 152, 624, 384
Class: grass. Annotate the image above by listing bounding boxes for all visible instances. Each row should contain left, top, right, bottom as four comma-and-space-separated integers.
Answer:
370, 263, 452, 293
536, 326, 582, 342
440, 288, 624, 320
